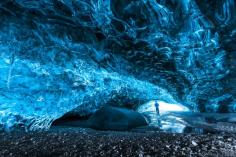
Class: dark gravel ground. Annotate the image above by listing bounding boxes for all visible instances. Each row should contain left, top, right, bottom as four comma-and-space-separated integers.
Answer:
0, 127, 236, 157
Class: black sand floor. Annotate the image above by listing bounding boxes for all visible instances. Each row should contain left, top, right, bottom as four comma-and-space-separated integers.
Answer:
0, 127, 236, 157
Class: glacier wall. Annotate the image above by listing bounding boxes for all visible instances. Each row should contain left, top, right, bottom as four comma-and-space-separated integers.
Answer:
0, 0, 235, 131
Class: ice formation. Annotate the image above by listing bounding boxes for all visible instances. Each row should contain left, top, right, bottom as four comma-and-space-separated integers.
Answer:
0, 0, 235, 131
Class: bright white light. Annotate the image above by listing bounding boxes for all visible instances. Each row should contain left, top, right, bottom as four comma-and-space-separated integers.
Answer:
158, 101, 190, 114
137, 100, 190, 132
137, 100, 190, 115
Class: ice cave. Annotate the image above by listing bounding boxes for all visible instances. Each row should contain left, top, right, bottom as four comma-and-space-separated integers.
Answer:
0, 0, 235, 155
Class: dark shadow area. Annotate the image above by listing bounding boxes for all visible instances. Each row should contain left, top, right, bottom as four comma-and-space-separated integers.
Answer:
52, 114, 90, 128
52, 106, 148, 131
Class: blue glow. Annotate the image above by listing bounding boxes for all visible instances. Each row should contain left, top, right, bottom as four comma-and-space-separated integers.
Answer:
0, 0, 235, 131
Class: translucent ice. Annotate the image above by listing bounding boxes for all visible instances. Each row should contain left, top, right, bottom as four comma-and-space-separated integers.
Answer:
0, 0, 235, 131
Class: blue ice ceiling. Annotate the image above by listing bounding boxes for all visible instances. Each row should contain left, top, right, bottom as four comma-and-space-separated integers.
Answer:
0, 0, 235, 131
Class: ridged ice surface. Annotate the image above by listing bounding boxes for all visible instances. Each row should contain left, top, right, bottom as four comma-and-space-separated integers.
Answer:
0, 0, 235, 131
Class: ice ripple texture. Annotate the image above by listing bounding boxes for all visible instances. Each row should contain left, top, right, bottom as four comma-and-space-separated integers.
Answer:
0, 0, 235, 131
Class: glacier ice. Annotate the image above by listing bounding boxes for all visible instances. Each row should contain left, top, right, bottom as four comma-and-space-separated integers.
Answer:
136, 100, 190, 133
0, 0, 235, 131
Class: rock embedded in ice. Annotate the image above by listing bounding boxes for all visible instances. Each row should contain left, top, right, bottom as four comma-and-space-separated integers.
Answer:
87, 107, 148, 131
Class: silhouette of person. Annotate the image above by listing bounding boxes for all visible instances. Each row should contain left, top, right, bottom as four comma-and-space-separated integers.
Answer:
154, 100, 160, 115
154, 100, 161, 127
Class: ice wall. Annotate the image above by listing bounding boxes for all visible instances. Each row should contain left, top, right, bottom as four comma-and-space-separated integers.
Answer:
0, 0, 235, 131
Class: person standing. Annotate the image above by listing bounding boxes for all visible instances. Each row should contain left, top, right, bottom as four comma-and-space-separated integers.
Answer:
154, 100, 160, 115
154, 100, 161, 127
